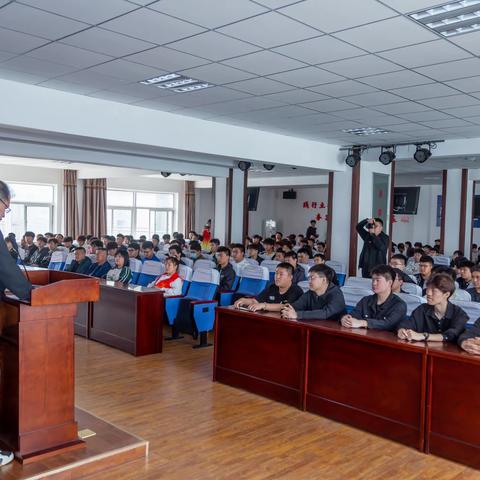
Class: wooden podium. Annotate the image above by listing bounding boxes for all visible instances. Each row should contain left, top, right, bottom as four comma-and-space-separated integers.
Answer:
0, 269, 99, 463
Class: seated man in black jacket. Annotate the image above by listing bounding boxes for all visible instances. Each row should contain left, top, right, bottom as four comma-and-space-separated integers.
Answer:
284, 250, 306, 285
29, 236, 49, 267
22, 230, 37, 263
458, 318, 480, 355
415, 255, 434, 294
66, 247, 92, 275
356, 217, 388, 278
281, 264, 345, 321
234, 262, 303, 312
215, 246, 236, 291
341, 265, 407, 331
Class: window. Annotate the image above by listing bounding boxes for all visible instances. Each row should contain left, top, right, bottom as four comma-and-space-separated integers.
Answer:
0, 183, 55, 238
106, 189, 176, 237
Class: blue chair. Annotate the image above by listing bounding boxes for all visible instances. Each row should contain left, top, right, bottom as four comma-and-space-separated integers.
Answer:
326, 260, 347, 286
340, 286, 373, 314
193, 259, 216, 270
165, 269, 220, 348
219, 264, 269, 306
261, 259, 280, 284
394, 292, 426, 317
137, 260, 165, 287
63, 252, 75, 271
178, 264, 193, 296
129, 258, 142, 285
451, 300, 480, 328
48, 250, 67, 271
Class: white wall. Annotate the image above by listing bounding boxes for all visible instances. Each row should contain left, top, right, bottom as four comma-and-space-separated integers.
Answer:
195, 187, 214, 234
391, 184, 441, 246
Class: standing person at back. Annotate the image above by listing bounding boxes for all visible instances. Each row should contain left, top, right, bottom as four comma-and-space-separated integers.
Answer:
356, 217, 389, 278
306, 220, 317, 239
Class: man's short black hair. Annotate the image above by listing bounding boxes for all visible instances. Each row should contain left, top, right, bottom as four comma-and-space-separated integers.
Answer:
37, 236, 47, 243
253, 234, 262, 240
263, 238, 274, 246
162, 234, 171, 241
189, 240, 202, 252
391, 253, 407, 265
25, 231, 35, 238
419, 255, 434, 266
74, 247, 86, 254
374, 217, 383, 226
128, 242, 140, 251
276, 262, 294, 276
413, 248, 424, 255
247, 243, 259, 251
284, 251, 297, 260
64, 236, 73, 243
309, 264, 335, 283
297, 247, 311, 258
152, 234, 160, 241
431, 265, 456, 281
314, 253, 325, 260
231, 243, 245, 254
142, 241, 154, 250
310, 220, 316, 224
91, 239, 103, 248
77, 235, 86, 242
169, 244, 182, 255
370, 264, 396, 282
458, 260, 475, 270
209, 238, 220, 246
48, 238, 58, 245
106, 241, 118, 251
217, 246, 230, 256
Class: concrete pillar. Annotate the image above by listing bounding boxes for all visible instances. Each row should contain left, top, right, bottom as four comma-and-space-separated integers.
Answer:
213, 177, 227, 244
230, 168, 245, 243
443, 169, 462, 256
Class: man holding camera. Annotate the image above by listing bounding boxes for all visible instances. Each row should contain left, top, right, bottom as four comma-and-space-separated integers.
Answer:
356, 217, 389, 278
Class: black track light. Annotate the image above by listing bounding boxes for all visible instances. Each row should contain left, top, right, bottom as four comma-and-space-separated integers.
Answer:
379, 147, 396, 165
345, 148, 361, 168
263, 163, 275, 171
238, 161, 252, 171
414, 145, 432, 163
161, 171, 171, 178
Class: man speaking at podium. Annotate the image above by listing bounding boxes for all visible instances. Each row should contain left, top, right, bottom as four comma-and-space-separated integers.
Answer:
0, 180, 32, 466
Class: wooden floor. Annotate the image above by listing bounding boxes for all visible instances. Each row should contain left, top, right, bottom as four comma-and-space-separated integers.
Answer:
74, 333, 480, 480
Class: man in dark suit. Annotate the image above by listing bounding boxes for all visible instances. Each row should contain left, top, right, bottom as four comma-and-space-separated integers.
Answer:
0, 181, 32, 466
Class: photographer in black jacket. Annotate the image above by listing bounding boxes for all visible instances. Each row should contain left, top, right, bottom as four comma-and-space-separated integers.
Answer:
356, 217, 389, 278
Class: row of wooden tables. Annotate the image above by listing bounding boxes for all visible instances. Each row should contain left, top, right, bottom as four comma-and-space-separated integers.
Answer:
213, 307, 480, 470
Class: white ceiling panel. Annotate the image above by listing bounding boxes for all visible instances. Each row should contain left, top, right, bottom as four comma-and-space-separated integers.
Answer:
444, 77, 480, 94
418, 94, 480, 110
0, 55, 77, 77
88, 90, 145, 103
0, 68, 49, 84
148, 0, 268, 29
301, 98, 357, 112
222, 50, 306, 75
227, 77, 292, 95
268, 66, 344, 87
422, 118, 475, 129
61, 28, 155, 57
308, 80, 377, 97
179, 63, 255, 84
343, 91, 405, 106
444, 105, 480, 118
55, 69, 128, 89
217, 11, 319, 49
380, 0, 460, 14
86, 59, 164, 82
273, 36, 365, 65
18, 0, 137, 25
254, 0, 302, 8
101, 8, 206, 45
374, 102, 430, 114
95, 81, 166, 99
391, 83, 459, 100
0, 51, 15, 62
320, 55, 402, 78
126, 46, 208, 71
333, 16, 437, 53
450, 30, 480, 56
331, 107, 378, 120
26, 43, 112, 68
415, 58, 480, 82
200, 96, 285, 114
0, 27, 49, 54
37, 79, 97, 94
264, 89, 329, 104
279, 0, 397, 33
358, 70, 432, 89
378, 40, 472, 69
166, 31, 260, 62
0, 3, 88, 40
398, 111, 453, 122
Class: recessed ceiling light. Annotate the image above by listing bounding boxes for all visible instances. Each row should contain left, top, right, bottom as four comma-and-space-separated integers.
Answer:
173, 83, 214, 93
342, 127, 392, 136
410, 0, 480, 37
157, 77, 198, 89
140, 73, 181, 85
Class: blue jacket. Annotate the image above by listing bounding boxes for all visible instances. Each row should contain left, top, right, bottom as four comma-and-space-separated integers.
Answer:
88, 261, 111, 279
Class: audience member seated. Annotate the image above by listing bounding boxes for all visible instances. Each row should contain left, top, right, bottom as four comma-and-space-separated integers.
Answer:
106, 250, 132, 285
260, 238, 276, 260
141, 241, 160, 262
216, 247, 236, 291
405, 248, 423, 275
341, 265, 406, 331
471, 243, 479, 264
89, 239, 103, 255
397, 273, 468, 343
209, 238, 220, 256
274, 248, 285, 262
76, 235, 86, 248
4, 236, 18, 261
127, 242, 141, 260
169, 244, 186, 265
285, 251, 306, 285
161, 234, 171, 250
28, 236, 49, 266
231, 243, 248, 269
38, 238, 58, 268
458, 318, 480, 355
234, 262, 303, 312
189, 240, 206, 262
297, 247, 311, 265
106, 241, 118, 258
148, 256, 183, 296
116, 233, 125, 246
450, 250, 467, 270
247, 243, 262, 265
396, 242, 406, 255
313, 253, 325, 265
467, 265, 480, 302
88, 248, 111, 278
391, 268, 405, 294
66, 247, 92, 274
151, 234, 160, 252
281, 264, 345, 321
188, 230, 199, 242
389, 254, 416, 284
22, 231, 37, 263
62, 236, 74, 252
457, 260, 474, 290
415, 255, 434, 294
281, 239, 293, 253
274, 232, 283, 243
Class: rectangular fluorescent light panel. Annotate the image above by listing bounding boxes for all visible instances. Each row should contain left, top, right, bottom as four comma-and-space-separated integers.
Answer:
156, 77, 198, 89
140, 73, 214, 93
140, 73, 181, 85
342, 127, 391, 136
410, 0, 480, 37
173, 83, 214, 93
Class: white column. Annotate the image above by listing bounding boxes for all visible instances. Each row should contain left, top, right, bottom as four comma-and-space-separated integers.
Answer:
230, 169, 245, 243
444, 169, 462, 256
330, 169, 352, 271
464, 175, 473, 258
213, 177, 227, 244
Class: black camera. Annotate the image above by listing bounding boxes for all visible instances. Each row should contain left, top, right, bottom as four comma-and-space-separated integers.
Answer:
367, 223, 375, 229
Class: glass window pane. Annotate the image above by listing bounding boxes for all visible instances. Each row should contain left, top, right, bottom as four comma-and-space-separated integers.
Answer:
107, 208, 112, 235
136, 192, 174, 209
26, 206, 50, 236
0, 203, 25, 238
9, 183, 54, 203
135, 208, 150, 238
107, 190, 134, 207
154, 211, 168, 237
112, 209, 132, 235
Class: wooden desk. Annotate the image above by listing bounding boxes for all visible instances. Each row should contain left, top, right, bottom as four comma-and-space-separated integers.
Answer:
306, 321, 427, 450
90, 280, 164, 356
214, 307, 308, 408
426, 343, 480, 469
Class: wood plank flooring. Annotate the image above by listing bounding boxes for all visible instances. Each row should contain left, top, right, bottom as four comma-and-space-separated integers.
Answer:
74, 333, 480, 480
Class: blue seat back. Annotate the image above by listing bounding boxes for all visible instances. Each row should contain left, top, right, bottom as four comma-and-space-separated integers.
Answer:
129, 258, 143, 284
137, 260, 165, 287
341, 286, 373, 313
63, 252, 75, 271
178, 264, 193, 296
186, 269, 220, 300
48, 250, 67, 271
237, 265, 269, 296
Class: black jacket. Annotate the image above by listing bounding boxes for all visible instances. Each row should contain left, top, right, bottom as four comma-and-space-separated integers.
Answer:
291, 283, 346, 320
67, 257, 92, 275
29, 246, 50, 267
467, 288, 480, 302
292, 265, 306, 285
351, 293, 407, 331
356, 219, 388, 275
0, 230, 32, 301
458, 318, 480, 344
217, 263, 236, 291
306, 226, 317, 239
24, 243, 38, 264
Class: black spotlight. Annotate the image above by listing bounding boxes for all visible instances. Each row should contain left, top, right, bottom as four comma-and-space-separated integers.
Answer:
263, 163, 275, 171
379, 147, 396, 165
161, 171, 171, 178
414, 145, 432, 163
238, 161, 251, 171
345, 148, 361, 168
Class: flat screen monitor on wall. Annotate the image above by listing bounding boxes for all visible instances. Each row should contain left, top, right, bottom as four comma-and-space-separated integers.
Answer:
247, 187, 260, 211
474, 195, 480, 218
393, 187, 420, 215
